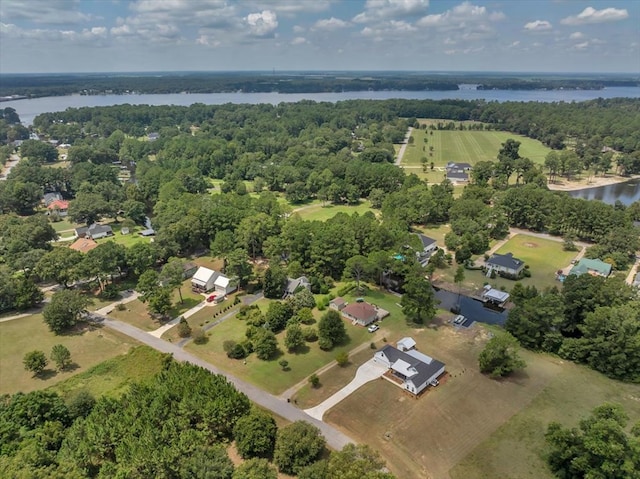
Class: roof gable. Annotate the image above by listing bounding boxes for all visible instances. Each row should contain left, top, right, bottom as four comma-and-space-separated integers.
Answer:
192, 266, 218, 283
342, 302, 377, 321
487, 252, 524, 270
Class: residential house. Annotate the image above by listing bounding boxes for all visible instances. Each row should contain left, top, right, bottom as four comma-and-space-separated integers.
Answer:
374, 343, 445, 396
47, 199, 69, 217
486, 252, 525, 277
191, 267, 218, 293
69, 237, 98, 253
341, 301, 378, 326
283, 276, 311, 299
139, 228, 155, 236
445, 162, 472, 183
182, 262, 198, 279
75, 223, 114, 240
329, 297, 347, 311
415, 233, 438, 265
43, 192, 63, 206
147, 132, 160, 141
569, 258, 612, 278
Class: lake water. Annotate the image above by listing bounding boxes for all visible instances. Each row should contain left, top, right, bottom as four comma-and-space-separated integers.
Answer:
4, 86, 640, 125
566, 179, 640, 206
434, 289, 508, 326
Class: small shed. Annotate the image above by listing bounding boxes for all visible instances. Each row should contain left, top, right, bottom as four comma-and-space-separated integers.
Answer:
329, 297, 347, 311
397, 337, 416, 351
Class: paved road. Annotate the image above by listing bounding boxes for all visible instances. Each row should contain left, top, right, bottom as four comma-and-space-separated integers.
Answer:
394, 127, 413, 166
304, 359, 386, 421
98, 314, 354, 450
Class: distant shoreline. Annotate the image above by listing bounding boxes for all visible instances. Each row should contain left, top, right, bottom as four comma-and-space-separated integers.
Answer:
547, 175, 640, 192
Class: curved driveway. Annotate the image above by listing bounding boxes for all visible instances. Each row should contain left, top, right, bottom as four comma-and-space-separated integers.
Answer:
304, 358, 386, 421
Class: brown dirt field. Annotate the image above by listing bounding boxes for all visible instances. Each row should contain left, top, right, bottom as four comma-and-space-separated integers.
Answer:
324, 325, 561, 479
523, 242, 538, 248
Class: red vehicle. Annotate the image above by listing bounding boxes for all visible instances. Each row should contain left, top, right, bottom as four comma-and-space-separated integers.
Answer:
206, 294, 217, 303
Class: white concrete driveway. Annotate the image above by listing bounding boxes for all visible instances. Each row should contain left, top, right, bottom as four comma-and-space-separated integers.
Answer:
304, 358, 386, 421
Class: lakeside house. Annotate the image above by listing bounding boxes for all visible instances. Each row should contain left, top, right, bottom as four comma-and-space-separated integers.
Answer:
374, 340, 445, 396
415, 233, 438, 266
486, 252, 525, 278
569, 258, 612, 278
481, 285, 510, 306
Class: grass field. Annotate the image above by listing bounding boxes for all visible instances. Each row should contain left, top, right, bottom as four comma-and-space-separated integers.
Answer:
0, 313, 137, 396
51, 346, 165, 400
400, 127, 552, 186
323, 322, 640, 479
294, 201, 376, 222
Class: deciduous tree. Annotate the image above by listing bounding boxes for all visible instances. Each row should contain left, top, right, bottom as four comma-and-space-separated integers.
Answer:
50, 344, 72, 371
478, 333, 526, 378
274, 421, 326, 475
23, 350, 48, 376
233, 409, 277, 459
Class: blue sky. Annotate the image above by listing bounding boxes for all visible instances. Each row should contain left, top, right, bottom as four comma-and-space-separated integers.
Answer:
0, 0, 638, 73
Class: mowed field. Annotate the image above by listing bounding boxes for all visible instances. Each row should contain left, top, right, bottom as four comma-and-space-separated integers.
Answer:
0, 313, 138, 396
323, 323, 640, 479
400, 126, 552, 185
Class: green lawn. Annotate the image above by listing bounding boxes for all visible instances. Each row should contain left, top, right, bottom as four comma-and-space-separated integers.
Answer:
294, 201, 376, 222
50, 346, 165, 400
451, 358, 640, 479
96, 223, 153, 248
0, 313, 137, 396
50, 218, 82, 233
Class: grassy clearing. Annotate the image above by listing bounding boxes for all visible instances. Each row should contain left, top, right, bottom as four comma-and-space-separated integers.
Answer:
412, 224, 451, 247
50, 218, 82, 233
0, 313, 137, 396
294, 200, 375, 222
95, 223, 153, 248
51, 346, 165, 400
450, 359, 640, 479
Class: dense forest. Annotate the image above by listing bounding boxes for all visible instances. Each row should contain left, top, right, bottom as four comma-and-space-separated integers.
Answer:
1, 72, 638, 99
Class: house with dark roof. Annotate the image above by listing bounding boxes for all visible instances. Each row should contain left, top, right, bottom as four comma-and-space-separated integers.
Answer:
445, 162, 472, 183
415, 233, 438, 265
282, 276, 311, 299
569, 258, 612, 278
374, 342, 445, 396
486, 252, 525, 277
43, 192, 63, 206
75, 223, 114, 240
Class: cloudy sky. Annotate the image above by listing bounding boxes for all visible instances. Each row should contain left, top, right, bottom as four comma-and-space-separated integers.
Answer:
1, 0, 638, 73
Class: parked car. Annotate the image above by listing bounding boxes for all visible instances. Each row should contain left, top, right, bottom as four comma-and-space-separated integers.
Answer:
367, 324, 380, 333
206, 294, 217, 303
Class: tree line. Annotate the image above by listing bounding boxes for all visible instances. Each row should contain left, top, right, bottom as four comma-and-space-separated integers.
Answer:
0, 358, 395, 478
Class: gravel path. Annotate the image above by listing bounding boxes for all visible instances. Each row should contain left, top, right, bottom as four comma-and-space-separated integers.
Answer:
394, 127, 413, 166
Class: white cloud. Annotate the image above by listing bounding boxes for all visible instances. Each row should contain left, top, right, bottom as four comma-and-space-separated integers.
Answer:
561, 7, 628, 25
0, 0, 94, 24
569, 31, 584, 40
291, 36, 307, 45
353, 0, 430, 23
247, 1, 333, 15
573, 41, 589, 50
313, 17, 350, 31
361, 20, 417, 40
245, 10, 278, 37
524, 20, 552, 31
417, 2, 504, 29
292, 25, 305, 33
195, 35, 221, 47
1, 22, 109, 45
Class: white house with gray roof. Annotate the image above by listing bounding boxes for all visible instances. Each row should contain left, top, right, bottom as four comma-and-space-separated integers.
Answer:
374, 342, 445, 396
486, 252, 525, 277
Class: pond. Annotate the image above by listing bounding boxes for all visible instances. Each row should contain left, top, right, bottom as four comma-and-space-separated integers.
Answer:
434, 288, 508, 326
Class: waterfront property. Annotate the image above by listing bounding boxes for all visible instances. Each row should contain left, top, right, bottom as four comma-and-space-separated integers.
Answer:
481, 285, 510, 307
485, 252, 525, 278
416, 233, 438, 266
374, 340, 445, 396
569, 258, 612, 278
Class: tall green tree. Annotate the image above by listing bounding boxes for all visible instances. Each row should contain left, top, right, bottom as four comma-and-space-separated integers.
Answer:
232, 458, 277, 479
50, 344, 72, 371
478, 333, 526, 378
42, 290, 91, 334
36, 247, 84, 288
401, 275, 436, 325
161, 257, 186, 304
23, 350, 48, 376
274, 421, 326, 475
343, 255, 370, 293
317, 309, 347, 350
327, 444, 396, 479
233, 409, 277, 459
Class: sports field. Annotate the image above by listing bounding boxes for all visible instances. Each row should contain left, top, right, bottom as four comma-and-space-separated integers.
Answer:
400, 126, 552, 185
